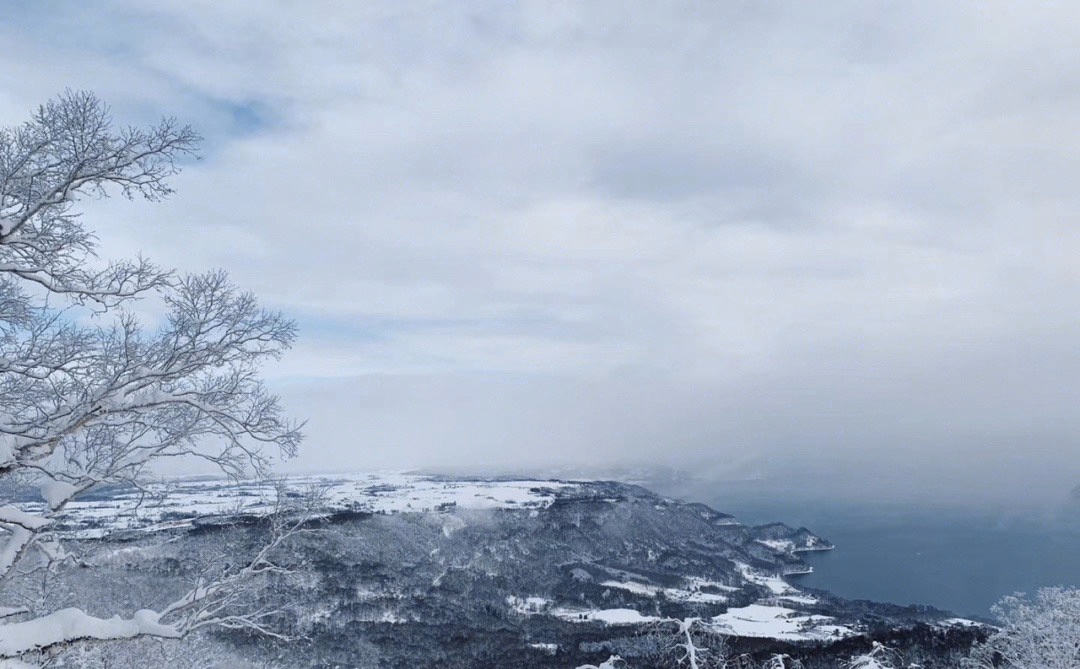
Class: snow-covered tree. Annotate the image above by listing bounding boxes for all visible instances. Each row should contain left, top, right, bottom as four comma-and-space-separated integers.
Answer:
0, 91, 303, 666
762, 654, 804, 669
846, 642, 901, 669
643, 617, 731, 669
964, 586, 1080, 669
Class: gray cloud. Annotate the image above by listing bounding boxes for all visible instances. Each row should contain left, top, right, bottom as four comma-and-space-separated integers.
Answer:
2, 1, 1079, 509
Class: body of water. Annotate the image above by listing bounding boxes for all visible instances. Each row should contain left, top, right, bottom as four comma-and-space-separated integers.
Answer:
660, 479, 1080, 619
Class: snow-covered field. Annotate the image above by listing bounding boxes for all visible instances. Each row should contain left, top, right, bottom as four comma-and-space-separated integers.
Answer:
510, 596, 853, 642
508, 564, 848, 642
554, 608, 660, 625
599, 578, 730, 604
735, 561, 803, 597
30, 472, 572, 537
711, 604, 854, 641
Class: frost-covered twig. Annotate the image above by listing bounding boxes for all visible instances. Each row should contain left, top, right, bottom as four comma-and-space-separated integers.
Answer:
0, 92, 304, 666
641, 617, 730, 669
0, 484, 322, 659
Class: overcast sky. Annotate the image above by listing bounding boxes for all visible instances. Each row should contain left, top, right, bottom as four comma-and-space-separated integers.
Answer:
2, 2, 1078, 507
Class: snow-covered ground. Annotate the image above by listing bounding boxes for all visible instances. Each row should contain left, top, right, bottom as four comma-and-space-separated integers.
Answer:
552, 607, 661, 625
939, 618, 986, 628
509, 595, 662, 625
756, 539, 798, 552
756, 535, 832, 554
527, 642, 559, 655
711, 604, 855, 641
599, 578, 730, 604
507, 562, 846, 642
508, 596, 853, 642
795, 535, 832, 552
30, 472, 572, 538
507, 555, 843, 642
507, 595, 553, 615
735, 562, 801, 596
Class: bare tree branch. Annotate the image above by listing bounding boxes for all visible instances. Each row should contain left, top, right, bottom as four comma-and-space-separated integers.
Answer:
0, 92, 304, 667
640, 617, 731, 669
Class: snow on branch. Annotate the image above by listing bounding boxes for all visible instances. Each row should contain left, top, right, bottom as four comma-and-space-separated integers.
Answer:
0, 608, 179, 658
640, 617, 730, 669
0, 91, 305, 666
0, 91, 194, 308
0, 483, 324, 660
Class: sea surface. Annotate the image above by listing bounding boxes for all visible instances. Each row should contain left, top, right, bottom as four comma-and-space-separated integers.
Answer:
665, 479, 1080, 619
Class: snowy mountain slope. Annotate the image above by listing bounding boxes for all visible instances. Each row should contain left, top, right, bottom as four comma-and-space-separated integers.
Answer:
24, 472, 571, 538
38, 474, 978, 668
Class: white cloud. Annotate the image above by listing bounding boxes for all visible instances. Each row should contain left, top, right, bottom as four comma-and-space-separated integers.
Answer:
3, 2, 1079, 505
